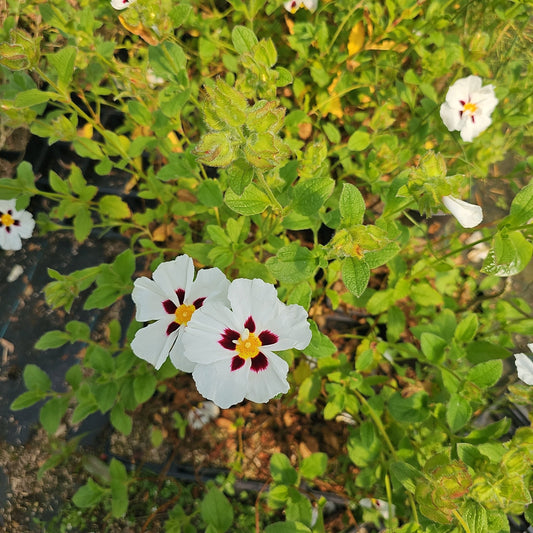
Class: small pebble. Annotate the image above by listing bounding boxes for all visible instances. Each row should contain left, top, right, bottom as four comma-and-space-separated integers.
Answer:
7, 265, 23, 283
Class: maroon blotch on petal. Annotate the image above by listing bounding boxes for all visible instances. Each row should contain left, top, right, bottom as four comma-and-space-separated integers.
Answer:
193, 297, 206, 309
244, 316, 256, 332
176, 288, 185, 305
219, 328, 240, 350
251, 352, 268, 372
258, 330, 278, 346
166, 321, 179, 335
162, 299, 177, 314
231, 356, 245, 371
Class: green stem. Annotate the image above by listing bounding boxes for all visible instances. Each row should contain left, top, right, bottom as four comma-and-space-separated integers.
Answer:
452, 509, 472, 533
255, 170, 283, 213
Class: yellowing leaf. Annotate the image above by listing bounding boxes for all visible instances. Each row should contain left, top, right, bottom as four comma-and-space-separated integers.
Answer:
167, 131, 183, 153
118, 15, 159, 45
152, 224, 174, 242
79, 123, 93, 139
321, 73, 343, 118
348, 21, 365, 56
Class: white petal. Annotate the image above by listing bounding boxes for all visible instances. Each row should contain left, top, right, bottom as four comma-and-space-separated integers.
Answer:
111, 0, 135, 9
169, 330, 196, 372
459, 114, 492, 142
0, 229, 22, 251
266, 303, 311, 351
15, 211, 35, 239
515, 353, 533, 386
186, 267, 230, 306
440, 102, 461, 132
442, 196, 483, 228
0, 199, 16, 212
132, 277, 172, 322
283, 0, 299, 12
131, 319, 177, 369
303, 0, 318, 10
528, 343, 533, 353
228, 278, 280, 327
192, 359, 248, 409
182, 303, 241, 364
245, 351, 290, 404
152, 255, 195, 300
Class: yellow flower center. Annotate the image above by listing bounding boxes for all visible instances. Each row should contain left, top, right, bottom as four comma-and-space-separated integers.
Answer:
463, 102, 477, 115
235, 329, 262, 359
1, 212, 14, 227
174, 304, 196, 326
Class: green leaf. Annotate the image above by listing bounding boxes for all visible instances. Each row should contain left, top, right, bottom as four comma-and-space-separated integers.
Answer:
482, 230, 533, 277
23, 364, 51, 391
388, 391, 429, 423
390, 461, 423, 493
509, 181, 533, 226
148, 41, 187, 84
10, 390, 47, 410
264, 522, 311, 533
300, 453, 328, 480
266, 242, 318, 283
339, 183, 365, 226
74, 208, 93, 243
455, 313, 479, 342
48, 46, 76, 90
447, 393, 472, 433
466, 341, 510, 364
342, 258, 370, 297
40, 396, 69, 434
200, 488, 234, 533
270, 453, 298, 485
134, 372, 157, 404
14, 88, 54, 107
347, 421, 381, 467
305, 322, 336, 359
98, 195, 131, 219
420, 332, 447, 363
292, 177, 334, 216
197, 180, 224, 207
467, 360, 503, 388
110, 404, 132, 436
94, 382, 118, 413
35, 330, 71, 350
110, 458, 129, 518
225, 183, 270, 215
72, 478, 106, 508
71, 399, 98, 424
347, 131, 371, 151
232, 25, 258, 54
225, 159, 254, 195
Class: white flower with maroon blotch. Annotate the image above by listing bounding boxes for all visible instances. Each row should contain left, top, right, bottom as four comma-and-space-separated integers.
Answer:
283, 0, 317, 13
515, 343, 533, 386
360, 498, 396, 520
442, 195, 483, 228
0, 199, 35, 251
131, 255, 230, 371
111, 0, 136, 10
182, 278, 312, 409
440, 75, 498, 142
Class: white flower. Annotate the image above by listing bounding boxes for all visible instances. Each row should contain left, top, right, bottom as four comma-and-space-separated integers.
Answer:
442, 195, 483, 228
131, 255, 230, 371
0, 199, 35, 251
182, 278, 312, 409
360, 498, 396, 520
514, 343, 533, 386
283, 0, 317, 13
440, 75, 498, 142
111, 0, 136, 10
187, 401, 220, 430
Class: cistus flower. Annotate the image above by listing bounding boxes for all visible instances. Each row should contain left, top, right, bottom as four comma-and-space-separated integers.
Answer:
442, 195, 483, 228
440, 75, 498, 142
0, 199, 35, 251
360, 498, 396, 520
111, 0, 136, 10
182, 278, 312, 409
514, 343, 533, 385
283, 0, 318, 13
187, 401, 220, 430
131, 255, 230, 371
